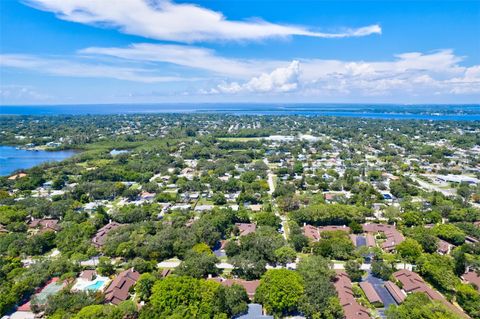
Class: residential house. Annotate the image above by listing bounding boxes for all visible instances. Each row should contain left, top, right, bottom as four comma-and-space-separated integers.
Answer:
104, 268, 140, 305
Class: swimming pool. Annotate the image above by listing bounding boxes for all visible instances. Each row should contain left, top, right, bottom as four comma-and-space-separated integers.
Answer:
85, 280, 105, 291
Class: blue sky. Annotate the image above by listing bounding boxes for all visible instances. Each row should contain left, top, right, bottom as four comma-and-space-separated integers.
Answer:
1, 0, 479, 105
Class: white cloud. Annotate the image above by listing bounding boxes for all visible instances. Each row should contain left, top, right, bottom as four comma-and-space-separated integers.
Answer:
80, 43, 276, 78
25, 0, 381, 42
217, 60, 300, 94
202, 50, 480, 97
0, 54, 191, 83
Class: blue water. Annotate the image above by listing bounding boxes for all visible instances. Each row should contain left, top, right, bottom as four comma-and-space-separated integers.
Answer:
1, 103, 479, 120
0, 146, 77, 176
85, 280, 105, 291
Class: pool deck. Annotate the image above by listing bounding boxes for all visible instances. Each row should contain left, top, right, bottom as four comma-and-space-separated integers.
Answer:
72, 275, 110, 292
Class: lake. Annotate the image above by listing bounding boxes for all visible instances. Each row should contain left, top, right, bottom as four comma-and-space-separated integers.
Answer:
0, 146, 77, 176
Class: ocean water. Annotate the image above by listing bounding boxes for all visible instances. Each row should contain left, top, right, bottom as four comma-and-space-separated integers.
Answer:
1, 103, 479, 120
0, 146, 77, 176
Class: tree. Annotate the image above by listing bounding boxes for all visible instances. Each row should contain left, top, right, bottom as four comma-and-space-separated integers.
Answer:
215, 284, 249, 317
396, 238, 423, 263
254, 211, 281, 229
274, 246, 297, 266
406, 227, 439, 253
386, 292, 462, 319
255, 269, 304, 318
135, 273, 157, 302
97, 257, 115, 276
145, 276, 235, 318
456, 283, 480, 319
432, 224, 466, 245
175, 250, 219, 279
312, 231, 355, 260
297, 256, 342, 319
371, 260, 394, 280
212, 193, 227, 205
345, 260, 364, 282
416, 253, 460, 294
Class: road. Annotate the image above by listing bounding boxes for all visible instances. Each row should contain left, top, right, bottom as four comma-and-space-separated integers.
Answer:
264, 158, 288, 239
410, 175, 456, 197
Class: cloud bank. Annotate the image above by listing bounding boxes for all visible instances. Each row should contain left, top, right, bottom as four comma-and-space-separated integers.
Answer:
25, 0, 381, 42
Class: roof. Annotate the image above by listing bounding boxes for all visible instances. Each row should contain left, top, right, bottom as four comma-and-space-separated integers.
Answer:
437, 239, 453, 254
28, 219, 60, 232
362, 223, 404, 251
104, 268, 140, 305
365, 234, 376, 247
92, 222, 122, 248
303, 224, 350, 241
384, 281, 406, 304
359, 282, 382, 304
79, 270, 96, 281
333, 271, 371, 319
318, 225, 350, 233
462, 270, 480, 291
393, 270, 468, 318
303, 224, 320, 241
210, 278, 260, 299
235, 223, 256, 236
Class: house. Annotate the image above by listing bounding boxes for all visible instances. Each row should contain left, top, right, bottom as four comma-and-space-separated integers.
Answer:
437, 239, 454, 255
195, 204, 214, 212
79, 269, 97, 281
104, 268, 140, 305
92, 222, 122, 248
303, 224, 350, 242
393, 270, 468, 318
235, 223, 256, 236
333, 271, 370, 319
303, 224, 321, 241
384, 281, 406, 304
462, 270, 480, 292
359, 282, 382, 306
362, 223, 404, 252
211, 278, 260, 300
318, 225, 350, 233
28, 219, 60, 233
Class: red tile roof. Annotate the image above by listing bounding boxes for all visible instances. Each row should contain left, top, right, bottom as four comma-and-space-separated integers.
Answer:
362, 223, 404, 251
28, 219, 60, 232
303, 224, 350, 241
359, 282, 382, 304
393, 270, 468, 318
303, 225, 320, 241
235, 223, 256, 236
334, 271, 371, 319
92, 222, 122, 248
210, 278, 260, 299
104, 268, 140, 305
79, 270, 96, 281
384, 281, 406, 304
463, 270, 480, 292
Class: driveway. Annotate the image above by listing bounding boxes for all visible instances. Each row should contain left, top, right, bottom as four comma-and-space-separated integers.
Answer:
363, 271, 398, 318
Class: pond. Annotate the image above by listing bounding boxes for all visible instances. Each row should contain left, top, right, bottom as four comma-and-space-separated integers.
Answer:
0, 146, 77, 176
